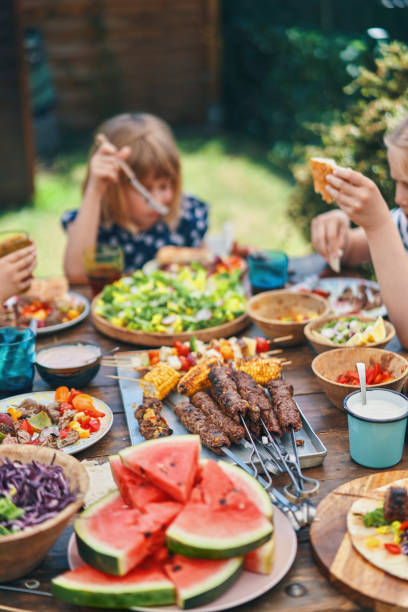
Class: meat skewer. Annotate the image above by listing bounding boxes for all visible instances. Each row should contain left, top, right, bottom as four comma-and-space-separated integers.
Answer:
174, 399, 230, 454
233, 370, 282, 436
191, 392, 245, 444
208, 365, 249, 422
267, 379, 302, 433
135, 397, 172, 439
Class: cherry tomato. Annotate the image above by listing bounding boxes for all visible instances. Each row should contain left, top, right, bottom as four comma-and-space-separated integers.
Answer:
174, 341, 190, 357
384, 543, 401, 555
399, 520, 408, 531
88, 418, 101, 433
179, 355, 190, 371
255, 337, 270, 353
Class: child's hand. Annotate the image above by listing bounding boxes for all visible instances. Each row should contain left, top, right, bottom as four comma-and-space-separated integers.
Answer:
326, 167, 390, 232
311, 209, 350, 262
87, 137, 131, 194
0, 243, 37, 303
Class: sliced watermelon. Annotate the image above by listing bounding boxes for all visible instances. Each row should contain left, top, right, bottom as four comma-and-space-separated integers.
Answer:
164, 554, 243, 609
74, 491, 181, 576
119, 435, 201, 503
52, 560, 175, 608
166, 460, 273, 559
109, 454, 169, 509
244, 535, 275, 574
196, 459, 273, 520
217, 460, 273, 521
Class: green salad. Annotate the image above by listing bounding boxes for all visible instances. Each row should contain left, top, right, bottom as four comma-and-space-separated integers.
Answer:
95, 265, 247, 333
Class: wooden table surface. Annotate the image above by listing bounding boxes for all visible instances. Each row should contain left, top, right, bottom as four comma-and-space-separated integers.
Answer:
2, 268, 405, 612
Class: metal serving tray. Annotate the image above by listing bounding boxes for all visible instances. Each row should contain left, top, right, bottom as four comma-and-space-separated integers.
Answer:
117, 365, 327, 472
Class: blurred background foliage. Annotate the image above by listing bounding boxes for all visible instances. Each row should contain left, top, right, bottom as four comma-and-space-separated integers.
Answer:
222, 0, 408, 240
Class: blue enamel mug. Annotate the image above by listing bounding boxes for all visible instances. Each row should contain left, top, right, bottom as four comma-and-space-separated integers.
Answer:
344, 388, 408, 469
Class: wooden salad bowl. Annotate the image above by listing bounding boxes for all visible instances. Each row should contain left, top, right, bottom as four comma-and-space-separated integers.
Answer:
0, 445, 88, 582
91, 295, 250, 347
304, 314, 395, 353
311, 347, 408, 411
246, 290, 330, 346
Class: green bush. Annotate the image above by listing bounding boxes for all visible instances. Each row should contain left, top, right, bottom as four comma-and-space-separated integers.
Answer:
223, 22, 372, 145
289, 41, 408, 239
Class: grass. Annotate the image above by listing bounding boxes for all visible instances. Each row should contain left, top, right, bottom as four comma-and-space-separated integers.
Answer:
1, 131, 311, 277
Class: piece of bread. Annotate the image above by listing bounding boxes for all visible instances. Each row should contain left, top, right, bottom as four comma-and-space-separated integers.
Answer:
156, 246, 214, 267
310, 157, 338, 203
25, 277, 69, 301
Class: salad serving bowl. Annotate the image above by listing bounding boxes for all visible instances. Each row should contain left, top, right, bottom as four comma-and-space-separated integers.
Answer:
246, 290, 330, 346
304, 314, 395, 353
311, 347, 408, 411
0, 445, 88, 581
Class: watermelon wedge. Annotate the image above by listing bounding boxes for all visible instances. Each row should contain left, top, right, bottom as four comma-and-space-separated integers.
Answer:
119, 435, 201, 503
164, 554, 243, 609
109, 454, 169, 509
244, 535, 275, 574
74, 491, 181, 576
52, 561, 175, 608
166, 460, 273, 559
217, 460, 273, 521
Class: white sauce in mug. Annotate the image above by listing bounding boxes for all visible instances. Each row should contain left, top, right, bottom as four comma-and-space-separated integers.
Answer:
348, 399, 407, 421
37, 345, 100, 369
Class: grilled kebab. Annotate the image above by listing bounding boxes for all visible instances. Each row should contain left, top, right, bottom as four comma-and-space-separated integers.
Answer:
191, 391, 245, 444
174, 399, 230, 453
135, 397, 172, 439
267, 379, 302, 432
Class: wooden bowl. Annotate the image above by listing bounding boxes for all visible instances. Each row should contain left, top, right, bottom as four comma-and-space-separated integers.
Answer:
304, 315, 395, 353
91, 295, 250, 347
311, 347, 408, 411
246, 290, 330, 346
0, 445, 88, 582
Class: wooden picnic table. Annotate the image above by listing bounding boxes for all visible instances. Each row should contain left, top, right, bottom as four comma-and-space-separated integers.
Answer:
2, 256, 405, 612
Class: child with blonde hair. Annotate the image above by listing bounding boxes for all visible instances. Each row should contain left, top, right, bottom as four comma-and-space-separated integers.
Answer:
63, 113, 208, 282
311, 116, 408, 348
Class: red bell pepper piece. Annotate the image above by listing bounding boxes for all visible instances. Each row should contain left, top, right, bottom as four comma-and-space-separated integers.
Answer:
399, 520, 408, 531
174, 341, 190, 357
19, 419, 34, 436
178, 355, 190, 371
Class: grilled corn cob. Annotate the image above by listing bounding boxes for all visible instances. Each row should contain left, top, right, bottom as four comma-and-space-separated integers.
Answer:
140, 363, 180, 400
177, 358, 219, 396
233, 358, 282, 385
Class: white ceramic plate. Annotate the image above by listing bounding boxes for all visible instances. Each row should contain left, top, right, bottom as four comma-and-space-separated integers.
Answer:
36, 291, 90, 335
67, 505, 297, 612
0, 390, 113, 454
291, 276, 386, 318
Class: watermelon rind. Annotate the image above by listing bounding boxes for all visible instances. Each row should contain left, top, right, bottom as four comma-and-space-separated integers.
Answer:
74, 491, 127, 576
244, 534, 275, 574
166, 521, 272, 559
166, 557, 243, 609
52, 570, 175, 608
216, 460, 273, 521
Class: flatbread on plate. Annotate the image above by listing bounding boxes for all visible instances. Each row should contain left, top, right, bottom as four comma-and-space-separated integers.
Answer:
347, 477, 408, 580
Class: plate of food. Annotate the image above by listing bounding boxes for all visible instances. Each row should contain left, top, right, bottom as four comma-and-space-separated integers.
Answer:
0, 388, 113, 454
291, 276, 385, 318
1, 278, 90, 335
92, 265, 249, 346
143, 246, 247, 277
310, 471, 408, 610
65, 503, 296, 612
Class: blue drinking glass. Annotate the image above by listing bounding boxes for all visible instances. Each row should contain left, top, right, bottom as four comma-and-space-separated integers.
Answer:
248, 250, 289, 292
0, 327, 35, 398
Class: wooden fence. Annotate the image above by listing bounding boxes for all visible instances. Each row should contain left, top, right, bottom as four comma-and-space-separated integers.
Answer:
21, 0, 221, 130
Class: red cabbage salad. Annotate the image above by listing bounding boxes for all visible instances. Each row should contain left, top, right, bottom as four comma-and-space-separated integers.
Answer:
0, 457, 76, 535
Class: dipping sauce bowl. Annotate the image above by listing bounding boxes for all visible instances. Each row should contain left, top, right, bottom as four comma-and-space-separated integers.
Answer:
344, 388, 408, 468
35, 342, 102, 388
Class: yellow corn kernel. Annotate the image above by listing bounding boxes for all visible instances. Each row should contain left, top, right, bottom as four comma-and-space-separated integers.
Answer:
376, 526, 390, 535
177, 358, 219, 396
140, 364, 180, 400
365, 536, 381, 549
233, 358, 282, 385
